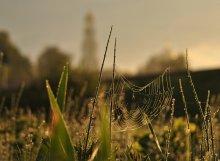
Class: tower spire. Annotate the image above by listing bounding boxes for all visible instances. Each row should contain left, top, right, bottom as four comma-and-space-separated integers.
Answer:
80, 12, 98, 72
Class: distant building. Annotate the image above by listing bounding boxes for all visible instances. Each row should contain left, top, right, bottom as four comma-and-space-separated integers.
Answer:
79, 12, 98, 72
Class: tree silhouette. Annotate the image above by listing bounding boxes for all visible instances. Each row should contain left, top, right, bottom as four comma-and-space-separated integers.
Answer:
0, 31, 32, 88
37, 46, 70, 82
140, 48, 185, 74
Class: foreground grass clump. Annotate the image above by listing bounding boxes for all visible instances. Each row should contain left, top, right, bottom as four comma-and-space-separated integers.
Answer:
41, 67, 75, 161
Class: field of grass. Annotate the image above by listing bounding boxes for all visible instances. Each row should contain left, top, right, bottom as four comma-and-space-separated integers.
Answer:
0, 29, 220, 161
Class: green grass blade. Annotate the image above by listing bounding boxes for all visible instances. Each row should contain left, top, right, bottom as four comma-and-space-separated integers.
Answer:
56, 65, 68, 112
46, 81, 75, 161
35, 137, 50, 161
96, 102, 111, 161
147, 119, 162, 153
36, 66, 71, 161
145, 114, 164, 158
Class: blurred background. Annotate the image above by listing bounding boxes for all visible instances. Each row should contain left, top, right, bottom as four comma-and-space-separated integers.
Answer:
0, 0, 220, 112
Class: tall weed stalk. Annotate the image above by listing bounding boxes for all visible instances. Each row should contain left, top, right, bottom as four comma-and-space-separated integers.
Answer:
110, 38, 116, 150
179, 79, 191, 161
165, 98, 175, 161
186, 50, 209, 152
84, 26, 113, 158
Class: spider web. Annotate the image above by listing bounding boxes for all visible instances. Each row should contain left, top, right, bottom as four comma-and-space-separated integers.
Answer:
107, 68, 173, 132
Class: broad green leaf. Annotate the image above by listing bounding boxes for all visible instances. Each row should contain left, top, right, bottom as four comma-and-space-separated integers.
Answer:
56, 65, 68, 112
46, 81, 75, 161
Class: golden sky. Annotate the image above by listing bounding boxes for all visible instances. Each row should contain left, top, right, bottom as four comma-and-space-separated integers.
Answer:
1, 0, 220, 73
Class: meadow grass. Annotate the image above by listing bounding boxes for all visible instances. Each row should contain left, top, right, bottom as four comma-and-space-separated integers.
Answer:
0, 40, 220, 161
0, 63, 220, 161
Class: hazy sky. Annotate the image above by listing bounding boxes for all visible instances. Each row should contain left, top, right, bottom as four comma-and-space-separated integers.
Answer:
1, 0, 220, 73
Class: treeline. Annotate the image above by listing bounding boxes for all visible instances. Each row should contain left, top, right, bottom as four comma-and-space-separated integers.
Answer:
0, 31, 98, 112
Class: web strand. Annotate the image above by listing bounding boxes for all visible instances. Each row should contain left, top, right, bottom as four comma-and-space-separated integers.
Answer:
106, 68, 173, 132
